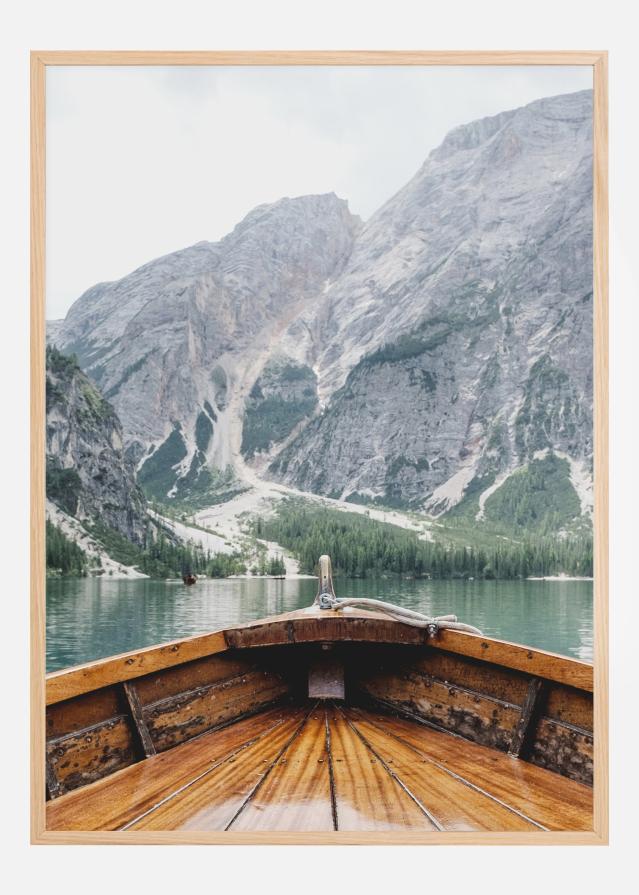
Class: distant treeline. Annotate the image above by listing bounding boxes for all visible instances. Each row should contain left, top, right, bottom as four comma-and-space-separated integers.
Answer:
256, 503, 593, 579
85, 521, 210, 578
46, 515, 287, 580
46, 520, 88, 577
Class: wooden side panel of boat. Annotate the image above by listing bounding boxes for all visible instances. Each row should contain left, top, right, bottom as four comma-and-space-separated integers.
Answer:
44, 608, 594, 831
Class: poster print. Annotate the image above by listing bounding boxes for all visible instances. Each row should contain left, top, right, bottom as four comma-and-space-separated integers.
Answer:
34, 54, 607, 842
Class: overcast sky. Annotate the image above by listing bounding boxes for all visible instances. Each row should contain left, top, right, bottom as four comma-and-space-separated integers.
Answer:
46, 65, 592, 320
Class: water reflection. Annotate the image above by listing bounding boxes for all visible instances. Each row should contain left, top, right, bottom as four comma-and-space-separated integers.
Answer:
46, 577, 593, 672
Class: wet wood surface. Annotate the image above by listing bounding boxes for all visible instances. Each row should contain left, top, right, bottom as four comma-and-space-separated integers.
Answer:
47, 703, 593, 833
230, 710, 333, 831
342, 709, 536, 831
128, 711, 307, 831
349, 708, 592, 830
46, 706, 294, 831
327, 707, 436, 831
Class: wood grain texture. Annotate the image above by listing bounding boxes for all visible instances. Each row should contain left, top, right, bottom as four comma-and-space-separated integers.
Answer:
508, 678, 545, 757
407, 648, 531, 705
47, 611, 593, 705
46, 705, 292, 831
544, 683, 593, 730
129, 710, 308, 831
46, 686, 123, 740
133, 653, 257, 705
123, 682, 156, 757
230, 710, 334, 831
357, 666, 522, 751
142, 668, 290, 751
351, 709, 592, 831
528, 717, 593, 785
342, 710, 538, 831
30, 50, 46, 842
47, 715, 138, 795
429, 630, 593, 692
45, 630, 229, 705
46, 704, 595, 836
32, 51, 607, 66
328, 708, 435, 831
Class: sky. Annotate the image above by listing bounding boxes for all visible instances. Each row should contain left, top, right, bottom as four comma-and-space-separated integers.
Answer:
46, 65, 592, 320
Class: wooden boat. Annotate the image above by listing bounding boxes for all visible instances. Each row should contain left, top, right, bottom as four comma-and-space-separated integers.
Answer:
45, 556, 593, 833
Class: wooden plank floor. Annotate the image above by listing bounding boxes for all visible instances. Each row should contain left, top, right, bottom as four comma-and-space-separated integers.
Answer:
47, 703, 593, 833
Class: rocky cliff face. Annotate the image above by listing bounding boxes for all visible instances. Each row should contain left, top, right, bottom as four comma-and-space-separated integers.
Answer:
51, 194, 359, 502
46, 346, 148, 543
270, 90, 593, 515
49, 90, 593, 522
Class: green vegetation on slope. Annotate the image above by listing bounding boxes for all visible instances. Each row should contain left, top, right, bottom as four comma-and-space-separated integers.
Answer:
46, 459, 83, 516
138, 424, 188, 499
46, 345, 114, 424
195, 411, 214, 452
483, 453, 581, 532
515, 355, 579, 458
85, 519, 249, 579
86, 520, 209, 578
255, 499, 592, 579
46, 520, 87, 577
241, 362, 318, 458
242, 395, 317, 457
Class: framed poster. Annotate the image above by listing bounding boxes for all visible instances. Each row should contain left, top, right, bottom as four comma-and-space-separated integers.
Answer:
31, 51, 608, 844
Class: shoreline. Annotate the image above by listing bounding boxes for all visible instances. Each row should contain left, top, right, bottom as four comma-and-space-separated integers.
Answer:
526, 575, 593, 582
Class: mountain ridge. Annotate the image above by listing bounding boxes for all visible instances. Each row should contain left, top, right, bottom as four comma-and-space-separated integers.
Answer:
48, 89, 593, 530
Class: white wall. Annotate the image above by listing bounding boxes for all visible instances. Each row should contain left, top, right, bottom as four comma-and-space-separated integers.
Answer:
1, 0, 636, 888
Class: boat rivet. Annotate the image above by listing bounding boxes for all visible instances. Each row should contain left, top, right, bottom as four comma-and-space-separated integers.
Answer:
125, 658, 135, 665
172, 645, 179, 652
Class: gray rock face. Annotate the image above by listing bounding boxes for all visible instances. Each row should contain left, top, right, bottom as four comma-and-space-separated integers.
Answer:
46, 347, 147, 543
49, 91, 593, 517
270, 90, 593, 511
51, 194, 359, 499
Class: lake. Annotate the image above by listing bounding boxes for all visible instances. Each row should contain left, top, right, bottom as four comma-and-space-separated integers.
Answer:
46, 576, 593, 672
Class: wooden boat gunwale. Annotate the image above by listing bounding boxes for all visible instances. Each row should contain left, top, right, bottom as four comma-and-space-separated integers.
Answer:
46, 605, 593, 707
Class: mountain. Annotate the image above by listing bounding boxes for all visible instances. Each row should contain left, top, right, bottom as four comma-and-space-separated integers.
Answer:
51, 194, 359, 504
46, 346, 148, 544
270, 90, 593, 521
49, 90, 593, 529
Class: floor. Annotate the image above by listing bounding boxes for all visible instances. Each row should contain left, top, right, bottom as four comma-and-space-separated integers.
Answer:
46, 702, 593, 832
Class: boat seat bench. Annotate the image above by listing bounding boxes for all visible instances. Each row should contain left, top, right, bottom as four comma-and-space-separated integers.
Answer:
46, 702, 593, 832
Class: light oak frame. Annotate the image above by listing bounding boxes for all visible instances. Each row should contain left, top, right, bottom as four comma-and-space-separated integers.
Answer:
30, 50, 608, 845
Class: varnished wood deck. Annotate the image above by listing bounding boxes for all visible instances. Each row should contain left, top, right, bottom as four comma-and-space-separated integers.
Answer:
47, 703, 593, 833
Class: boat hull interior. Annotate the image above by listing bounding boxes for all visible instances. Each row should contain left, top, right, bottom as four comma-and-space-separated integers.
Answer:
45, 611, 594, 833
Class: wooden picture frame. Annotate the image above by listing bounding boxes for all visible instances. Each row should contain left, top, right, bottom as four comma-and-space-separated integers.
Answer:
31, 50, 608, 845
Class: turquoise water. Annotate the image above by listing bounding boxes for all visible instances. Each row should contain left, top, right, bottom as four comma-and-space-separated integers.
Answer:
46, 576, 593, 672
